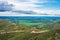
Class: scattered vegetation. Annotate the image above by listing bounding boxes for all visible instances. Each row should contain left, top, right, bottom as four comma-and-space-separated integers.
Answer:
0, 20, 60, 40
0, 28, 60, 40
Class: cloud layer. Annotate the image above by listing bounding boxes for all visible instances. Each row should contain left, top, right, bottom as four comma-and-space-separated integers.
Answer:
0, 0, 60, 16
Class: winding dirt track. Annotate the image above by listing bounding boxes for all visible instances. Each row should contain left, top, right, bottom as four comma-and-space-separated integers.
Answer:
0, 30, 46, 34
0, 30, 25, 34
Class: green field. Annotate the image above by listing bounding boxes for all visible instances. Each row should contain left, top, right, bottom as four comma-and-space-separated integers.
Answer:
17, 20, 39, 26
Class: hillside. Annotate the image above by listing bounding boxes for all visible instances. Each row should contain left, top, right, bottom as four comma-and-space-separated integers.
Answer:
0, 16, 60, 30
0, 17, 60, 40
0, 28, 60, 40
0, 19, 60, 31
0, 20, 34, 32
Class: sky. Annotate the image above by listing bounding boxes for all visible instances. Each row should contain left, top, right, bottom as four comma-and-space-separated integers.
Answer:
0, 0, 60, 16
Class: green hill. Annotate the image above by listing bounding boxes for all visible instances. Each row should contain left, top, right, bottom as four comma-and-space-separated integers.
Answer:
0, 20, 33, 32
0, 29, 60, 40
0, 20, 60, 40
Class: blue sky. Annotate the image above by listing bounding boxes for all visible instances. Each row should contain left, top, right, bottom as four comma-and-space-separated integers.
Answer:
35, 0, 60, 10
9, 0, 60, 10
12, 0, 60, 10
0, 0, 60, 15
10, 0, 60, 15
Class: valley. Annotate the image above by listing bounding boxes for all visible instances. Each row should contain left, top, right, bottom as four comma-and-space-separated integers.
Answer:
0, 16, 60, 40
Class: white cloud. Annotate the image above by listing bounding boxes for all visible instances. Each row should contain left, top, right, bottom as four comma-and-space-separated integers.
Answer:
0, 0, 60, 16
14, 3, 37, 10
5, 0, 36, 10
4, 0, 48, 10
29, 0, 37, 2
28, 0, 49, 3
0, 9, 60, 16
32, 9, 60, 15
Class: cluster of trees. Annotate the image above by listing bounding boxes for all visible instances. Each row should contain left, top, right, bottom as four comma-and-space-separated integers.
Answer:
31, 21, 60, 30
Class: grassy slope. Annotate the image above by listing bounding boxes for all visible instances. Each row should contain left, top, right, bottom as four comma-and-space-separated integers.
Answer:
0, 29, 60, 40
0, 20, 33, 32
0, 20, 60, 40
